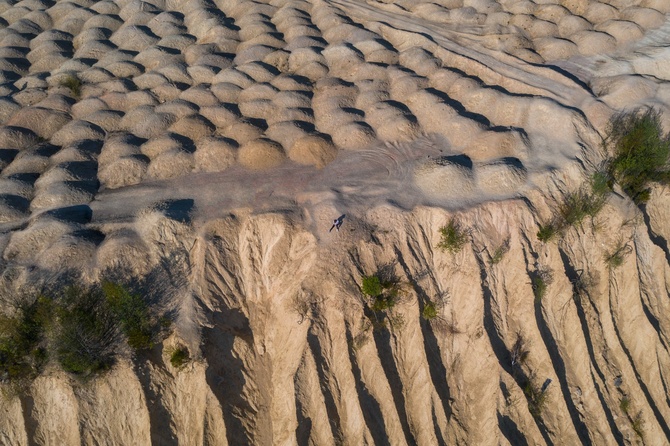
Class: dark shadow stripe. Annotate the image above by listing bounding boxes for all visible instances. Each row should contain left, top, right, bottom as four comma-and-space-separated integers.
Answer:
345, 325, 390, 446
306, 329, 343, 443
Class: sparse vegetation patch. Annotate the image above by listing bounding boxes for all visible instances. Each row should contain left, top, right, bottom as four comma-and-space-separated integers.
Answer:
0, 296, 51, 386
510, 332, 529, 368
606, 108, 670, 204
60, 74, 82, 99
489, 239, 510, 265
361, 271, 406, 330
438, 219, 468, 254
169, 346, 190, 369
531, 267, 553, 303
537, 171, 609, 242
536, 223, 557, 242
0, 281, 171, 385
604, 240, 632, 270
422, 301, 437, 320
631, 411, 645, 439
103, 282, 156, 351
523, 377, 548, 419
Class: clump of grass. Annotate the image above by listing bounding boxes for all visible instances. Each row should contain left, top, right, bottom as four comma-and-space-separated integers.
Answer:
590, 169, 610, 197
531, 267, 553, 302
620, 396, 631, 414
559, 187, 606, 228
169, 346, 190, 369
606, 108, 670, 204
361, 275, 383, 298
604, 240, 632, 270
60, 74, 82, 99
537, 171, 610, 242
422, 301, 438, 320
523, 378, 548, 419
537, 223, 557, 242
437, 219, 468, 254
510, 332, 529, 368
572, 270, 600, 300
489, 239, 510, 265
631, 411, 645, 439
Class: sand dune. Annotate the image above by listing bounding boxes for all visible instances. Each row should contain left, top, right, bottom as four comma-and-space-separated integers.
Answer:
1, 0, 670, 444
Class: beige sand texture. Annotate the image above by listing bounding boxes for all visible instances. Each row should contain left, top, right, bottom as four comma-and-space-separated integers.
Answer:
1, 0, 670, 444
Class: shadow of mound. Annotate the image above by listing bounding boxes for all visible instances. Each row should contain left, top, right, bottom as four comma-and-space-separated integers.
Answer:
155, 198, 194, 223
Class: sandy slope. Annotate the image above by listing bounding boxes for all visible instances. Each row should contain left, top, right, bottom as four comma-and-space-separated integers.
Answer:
0, 0, 670, 444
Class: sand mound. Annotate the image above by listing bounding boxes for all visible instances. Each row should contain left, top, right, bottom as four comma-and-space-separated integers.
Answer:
224, 119, 265, 145
6, 107, 71, 140
99, 155, 148, 189
146, 148, 194, 180
0, 194, 30, 222
0, 98, 21, 124
2, 148, 50, 176
141, 133, 190, 159
414, 156, 476, 199
194, 136, 237, 172
237, 138, 286, 169
475, 158, 527, 194
331, 121, 376, 150
0, 125, 40, 150
50, 120, 105, 146
31, 180, 96, 211
168, 114, 215, 141
288, 134, 338, 168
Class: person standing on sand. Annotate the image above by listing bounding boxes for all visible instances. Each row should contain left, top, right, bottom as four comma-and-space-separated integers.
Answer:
329, 215, 345, 232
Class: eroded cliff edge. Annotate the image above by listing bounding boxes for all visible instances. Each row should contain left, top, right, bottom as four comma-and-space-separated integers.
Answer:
2, 168, 670, 445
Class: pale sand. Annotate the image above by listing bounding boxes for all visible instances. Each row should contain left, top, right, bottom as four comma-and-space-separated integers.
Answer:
1, 0, 670, 443
0, 0, 667, 282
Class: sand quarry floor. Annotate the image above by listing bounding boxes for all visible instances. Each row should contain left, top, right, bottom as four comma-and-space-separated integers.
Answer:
0, 0, 670, 255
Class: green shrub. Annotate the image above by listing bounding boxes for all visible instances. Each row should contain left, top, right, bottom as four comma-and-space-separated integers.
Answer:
170, 346, 190, 368
538, 170, 611, 243
60, 75, 82, 99
438, 219, 468, 254
102, 282, 154, 350
0, 296, 52, 384
422, 301, 438, 320
55, 286, 120, 376
361, 272, 405, 328
620, 396, 630, 414
537, 223, 557, 242
590, 170, 610, 197
606, 108, 670, 204
361, 275, 383, 298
